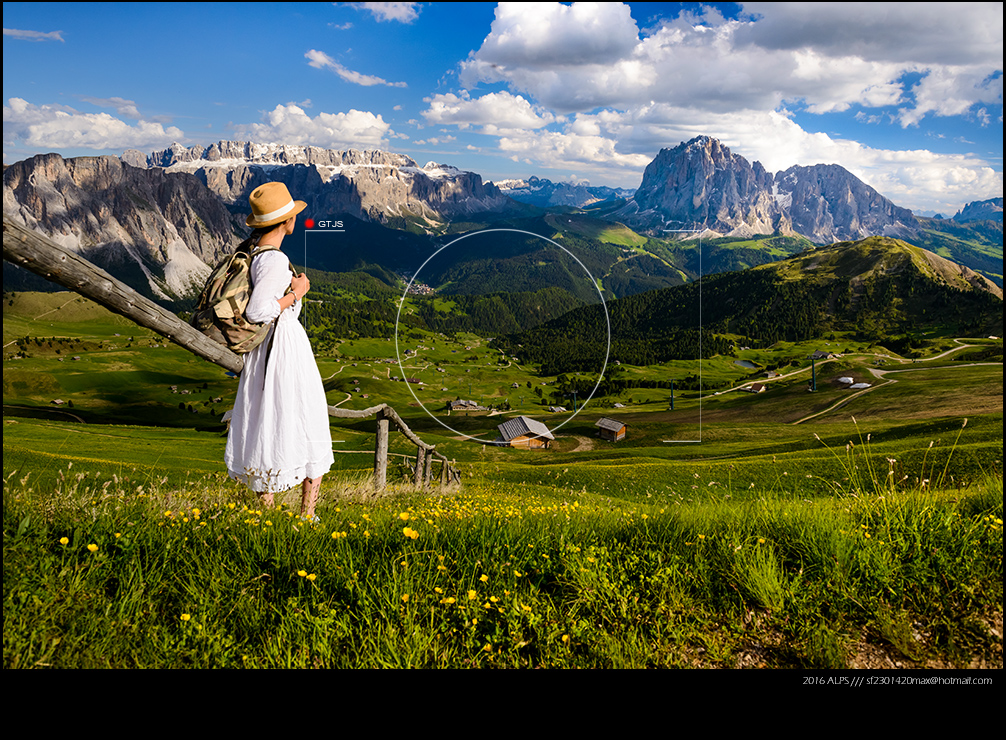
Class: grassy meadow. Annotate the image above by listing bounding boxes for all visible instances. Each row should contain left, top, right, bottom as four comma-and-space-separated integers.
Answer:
3, 291, 1002, 668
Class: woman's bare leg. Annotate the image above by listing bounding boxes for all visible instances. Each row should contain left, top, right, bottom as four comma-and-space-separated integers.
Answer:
260, 492, 274, 508
301, 476, 322, 518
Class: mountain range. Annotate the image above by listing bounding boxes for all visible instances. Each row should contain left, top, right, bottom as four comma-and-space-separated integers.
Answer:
124, 140, 510, 227
491, 176, 634, 209
612, 136, 920, 243
3, 136, 1001, 304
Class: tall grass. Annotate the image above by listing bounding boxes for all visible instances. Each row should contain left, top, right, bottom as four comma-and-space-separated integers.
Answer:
4, 460, 1001, 668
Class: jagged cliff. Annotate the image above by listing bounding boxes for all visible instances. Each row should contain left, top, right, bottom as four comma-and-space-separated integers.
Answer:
612, 136, 921, 243
953, 197, 1003, 223
3, 153, 240, 301
132, 141, 512, 225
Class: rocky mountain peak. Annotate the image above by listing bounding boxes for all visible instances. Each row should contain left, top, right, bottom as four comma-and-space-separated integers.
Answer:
953, 197, 1003, 223
3, 152, 239, 302
614, 135, 922, 243
625, 137, 778, 236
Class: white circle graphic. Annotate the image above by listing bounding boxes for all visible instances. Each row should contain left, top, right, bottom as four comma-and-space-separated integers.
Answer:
394, 228, 611, 444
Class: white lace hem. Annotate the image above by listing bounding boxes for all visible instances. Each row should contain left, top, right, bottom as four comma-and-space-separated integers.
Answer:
228, 460, 332, 494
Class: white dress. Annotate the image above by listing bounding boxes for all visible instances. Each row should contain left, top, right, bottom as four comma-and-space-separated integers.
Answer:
225, 250, 334, 493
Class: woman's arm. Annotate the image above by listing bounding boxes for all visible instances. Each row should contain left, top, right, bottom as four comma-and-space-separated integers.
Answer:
277, 272, 310, 312
246, 251, 305, 323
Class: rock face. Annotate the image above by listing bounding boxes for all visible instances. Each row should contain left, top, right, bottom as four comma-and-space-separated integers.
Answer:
3, 153, 240, 302
493, 175, 634, 208
613, 136, 920, 243
4, 141, 515, 303
775, 164, 919, 243
953, 197, 1003, 223
142, 141, 512, 225
627, 136, 780, 236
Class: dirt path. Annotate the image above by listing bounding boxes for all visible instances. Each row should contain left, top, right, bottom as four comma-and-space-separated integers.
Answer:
33, 295, 82, 321
568, 435, 596, 452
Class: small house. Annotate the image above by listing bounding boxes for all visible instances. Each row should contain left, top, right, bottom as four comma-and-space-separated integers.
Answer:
449, 399, 486, 412
595, 417, 627, 442
496, 416, 554, 449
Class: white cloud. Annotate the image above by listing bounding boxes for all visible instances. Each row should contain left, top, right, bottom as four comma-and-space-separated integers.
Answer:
352, 3, 421, 24
305, 49, 407, 87
460, 2, 1001, 124
422, 91, 556, 130
471, 2, 639, 68
232, 103, 392, 150
738, 2, 1003, 67
3, 28, 64, 42
442, 2, 1001, 211
4, 97, 185, 152
900, 66, 1003, 126
492, 124, 653, 185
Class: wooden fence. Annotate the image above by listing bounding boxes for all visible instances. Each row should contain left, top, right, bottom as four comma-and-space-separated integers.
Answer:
3, 215, 459, 491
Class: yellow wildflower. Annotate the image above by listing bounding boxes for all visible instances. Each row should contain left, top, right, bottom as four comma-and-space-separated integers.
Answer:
181, 614, 191, 621
297, 570, 308, 577
59, 537, 69, 546
87, 544, 98, 553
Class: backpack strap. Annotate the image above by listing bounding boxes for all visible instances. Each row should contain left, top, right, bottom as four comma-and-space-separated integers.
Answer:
248, 242, 295, 391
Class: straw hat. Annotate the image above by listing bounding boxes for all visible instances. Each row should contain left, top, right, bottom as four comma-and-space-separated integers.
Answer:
246, 182, 307, 228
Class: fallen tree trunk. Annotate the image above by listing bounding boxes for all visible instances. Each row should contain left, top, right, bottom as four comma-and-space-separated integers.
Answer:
4, 216, 461, 491
3, 216, 244, 374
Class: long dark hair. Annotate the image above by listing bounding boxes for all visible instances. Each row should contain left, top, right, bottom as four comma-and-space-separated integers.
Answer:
236, 226, 275, 254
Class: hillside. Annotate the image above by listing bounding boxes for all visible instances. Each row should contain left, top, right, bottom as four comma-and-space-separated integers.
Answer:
497, 237, 1004, 374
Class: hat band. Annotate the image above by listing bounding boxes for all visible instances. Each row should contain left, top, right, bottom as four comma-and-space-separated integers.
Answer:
250, 199, 295, 225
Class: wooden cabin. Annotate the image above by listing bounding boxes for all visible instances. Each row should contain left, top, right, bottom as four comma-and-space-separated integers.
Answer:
496, 416, 554, 449
595, 417, 627, 442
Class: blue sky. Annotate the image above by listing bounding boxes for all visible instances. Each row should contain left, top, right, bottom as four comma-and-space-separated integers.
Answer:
4, 2, 1002, 215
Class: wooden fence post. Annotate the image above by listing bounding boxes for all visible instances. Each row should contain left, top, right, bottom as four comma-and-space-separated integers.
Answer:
374, 408, 389, 492
413, 446, 426, 487
423, 449, 433, 486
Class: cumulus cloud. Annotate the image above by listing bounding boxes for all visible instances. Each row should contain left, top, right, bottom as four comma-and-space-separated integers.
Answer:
232, 103, 392, 150
422, 91, 556, 131
4, 97, 185, 152
460, 2, 1001, 123
3, 28, 64, 42
738, 2, 1002, 67
494, 126, 652, 183
471, 2, 639, 68
351, 3, 421, 24
306, 49, 407, 87
442, 2, 1001, 210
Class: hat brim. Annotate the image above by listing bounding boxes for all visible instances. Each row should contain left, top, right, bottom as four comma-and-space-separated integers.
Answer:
245, 200, 308, 228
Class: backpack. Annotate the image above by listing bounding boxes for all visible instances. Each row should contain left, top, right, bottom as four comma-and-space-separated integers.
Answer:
190, 243, 288, 355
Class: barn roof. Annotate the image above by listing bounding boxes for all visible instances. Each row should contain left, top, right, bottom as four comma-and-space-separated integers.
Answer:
496, 416, 554, 442
595, 417, 626, 432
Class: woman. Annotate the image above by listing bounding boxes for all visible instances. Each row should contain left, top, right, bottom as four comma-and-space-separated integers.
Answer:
224, 182, 333, 520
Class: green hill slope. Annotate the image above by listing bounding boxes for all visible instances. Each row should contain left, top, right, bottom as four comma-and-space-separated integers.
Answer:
498, 238, 1004, 374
